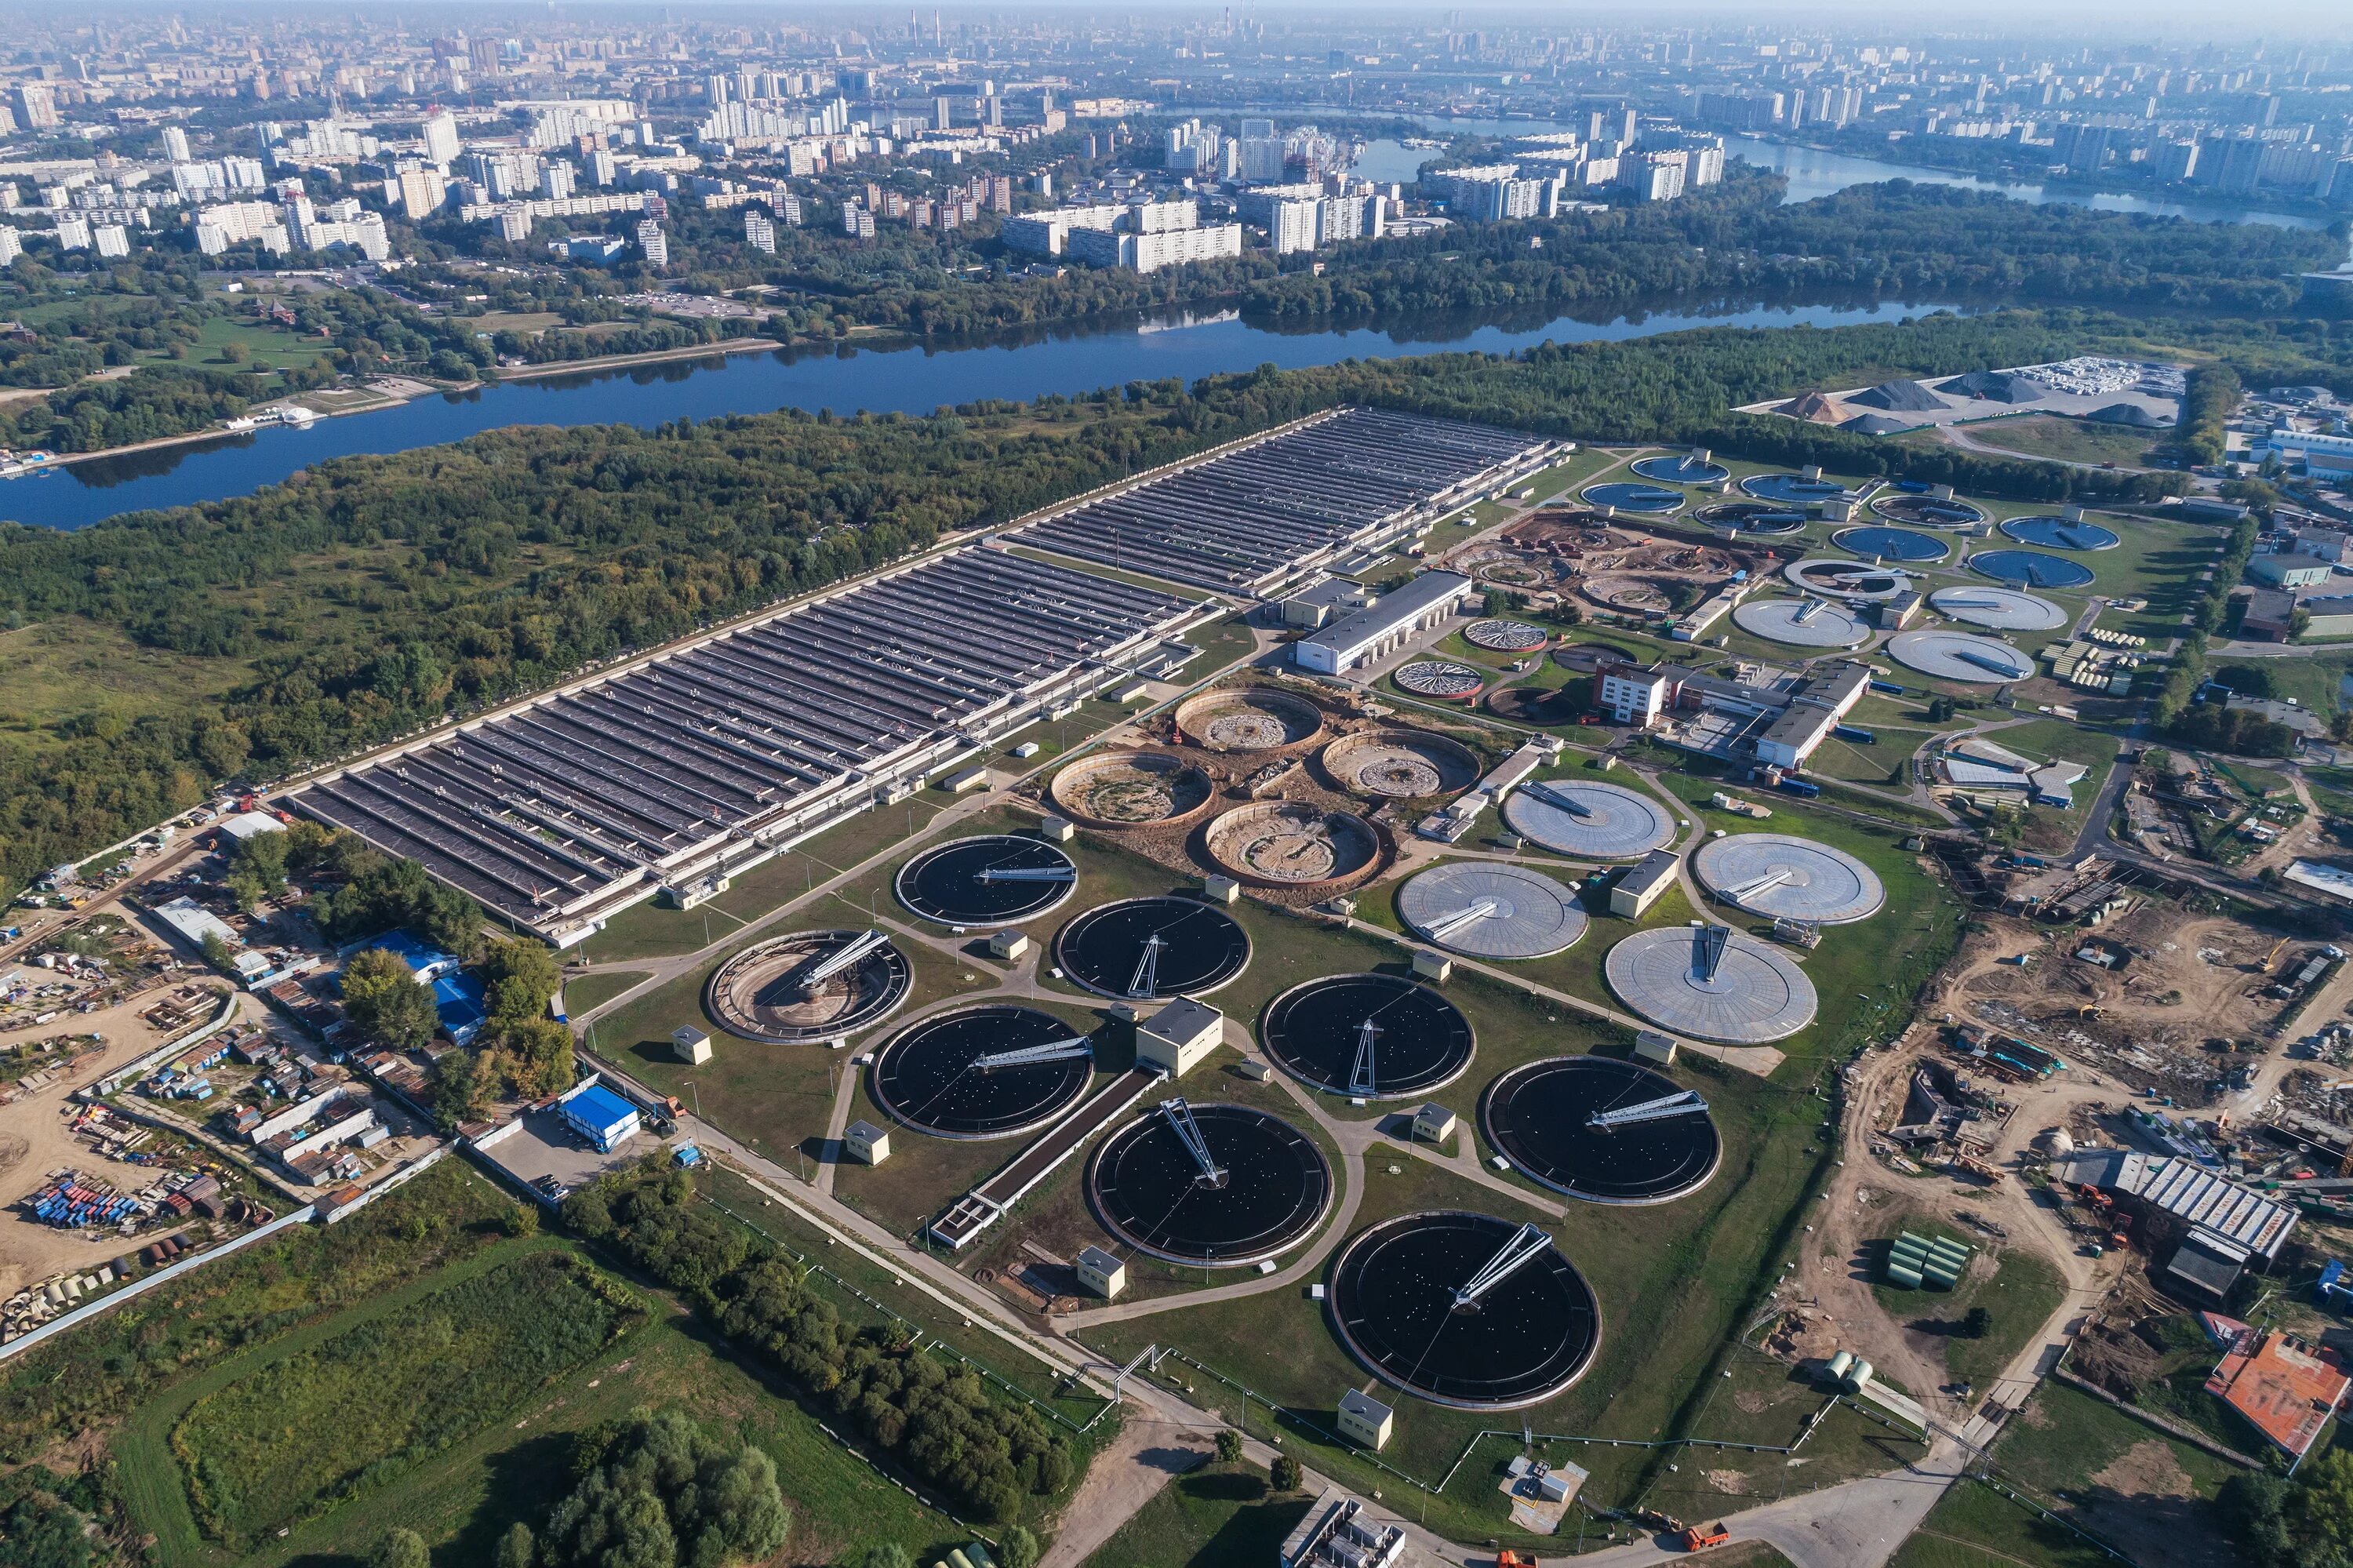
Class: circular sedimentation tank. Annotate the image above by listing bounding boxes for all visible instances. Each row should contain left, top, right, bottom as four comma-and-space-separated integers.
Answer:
1551, 642, 1641, 674
1174, 687, 1325, 751
1486, 686, 1584, 726
1604, 925, 1820, 1044
1202, 802, 1382, 889
1397, 862, 1588, 960
1394, 660, 1486, 700
1481, 1056, 1722, 1205
1049, 751, 1215, 828
1261, 973, 1474, 1098
1969, 549, 2096, 591
1886, 629, 2035, 684
1693, 834, 1886, 925
1999, 515, 2121, 551
1928, 586, 2068, 631
1500, 779, 1675, 860
1693, 500, 1808, 535
1784, 559, 1916, 602
1327, 1210, 1602, 1409
1732, 596, 1873, 649
1742, 473, 1849, 506
1871, 492, 1988, 529
705, 929, 914, 1045
896, 835, 1078, 927
871, 1005, 1094, 1139
1831, 526, 1951, 563
1088, 1101, 1332, 1266
1052, 897, 1251, 1000
1579, 481, 1686, 515
1631, 453, 1732, 486
1319, 729, 1481, 799
1464, 617, 1551, 653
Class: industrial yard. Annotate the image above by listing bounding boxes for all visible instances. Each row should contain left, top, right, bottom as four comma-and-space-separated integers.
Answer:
9, 404, 2347, 1568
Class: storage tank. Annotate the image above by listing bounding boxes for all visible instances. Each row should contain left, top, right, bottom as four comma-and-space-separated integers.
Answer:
1844, 1358, 1875, 1394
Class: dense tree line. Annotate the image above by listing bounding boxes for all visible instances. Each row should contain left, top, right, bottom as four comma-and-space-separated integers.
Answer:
482, 1406, 790, 1568
0, 306, 2344, 892
2224, 1448, 2353, 1568
2174, 362, 2243, 464
417, 169, 2344, 350
0, 366, 260, 453
564, 1162, 1075, 1526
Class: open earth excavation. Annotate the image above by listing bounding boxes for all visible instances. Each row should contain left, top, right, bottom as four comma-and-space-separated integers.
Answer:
5, 9, 2353, 1568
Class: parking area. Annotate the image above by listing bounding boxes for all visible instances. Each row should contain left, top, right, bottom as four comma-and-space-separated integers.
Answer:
477, 1103, 677, 1201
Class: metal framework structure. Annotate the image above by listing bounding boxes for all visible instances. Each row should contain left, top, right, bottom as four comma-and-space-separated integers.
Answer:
1128, 932, 1166, 999
293, 548, 1190, 937
773, 927, 892, 995
1348, 1017, 1383, 1097
1451, 1221, 1555, 1309
1587, 1090, 1711, 1131
1158, 1097, 1229, 1188
970, 1035, 1096, 1071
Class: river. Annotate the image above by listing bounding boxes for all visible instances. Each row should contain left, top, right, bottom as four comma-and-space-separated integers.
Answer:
11, 120, 2328, 531
13, 294, 1964, 531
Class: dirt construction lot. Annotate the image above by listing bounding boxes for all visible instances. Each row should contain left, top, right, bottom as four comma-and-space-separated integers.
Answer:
0, 981, 237, 1297
1947, 908, 2290, 1105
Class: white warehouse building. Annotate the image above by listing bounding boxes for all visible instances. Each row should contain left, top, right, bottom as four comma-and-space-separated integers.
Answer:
1292, 571, 1475, 675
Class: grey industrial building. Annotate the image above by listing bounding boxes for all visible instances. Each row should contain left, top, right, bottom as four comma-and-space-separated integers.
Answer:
1013, 406, 1561, 595
293, 547, 1200, 944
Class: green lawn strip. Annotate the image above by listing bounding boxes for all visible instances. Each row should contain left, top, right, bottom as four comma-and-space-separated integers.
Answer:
1627, 1344, 1926, 1524
580, 794, 957, 964
115, 1232, 580, 1565
1078, 1460, 1311, 1568
562, 969, 650, 1016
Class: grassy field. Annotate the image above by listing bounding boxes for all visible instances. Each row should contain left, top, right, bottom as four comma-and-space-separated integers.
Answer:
562, 968, 649, 1015
0, 616, 249, 749
1861, 1213, 2068, 1392
1080, 1461, 1311, 1567
162, 1247, 639, 1551
115, 1228, 973, 1568
1962, 416, 2161, 468
1889, 1479, 2125, 1568
1889, 1380, 2242, 1568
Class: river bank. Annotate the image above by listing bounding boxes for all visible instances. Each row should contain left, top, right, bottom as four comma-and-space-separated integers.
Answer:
8, 293, 1972, 531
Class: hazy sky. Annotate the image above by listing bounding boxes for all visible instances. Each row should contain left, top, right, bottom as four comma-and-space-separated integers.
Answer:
893, 0, 2349, 44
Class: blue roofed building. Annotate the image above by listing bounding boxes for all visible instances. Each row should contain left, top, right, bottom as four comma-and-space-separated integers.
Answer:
354, 930, 464, 985
432, 971, 489, 1046
562, 1083, 641, 1152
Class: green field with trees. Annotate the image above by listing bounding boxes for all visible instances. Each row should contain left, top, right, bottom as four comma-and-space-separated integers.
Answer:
169, 1249, 641, 1549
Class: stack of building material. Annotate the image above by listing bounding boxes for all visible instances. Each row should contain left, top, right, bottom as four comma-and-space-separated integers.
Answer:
1885, 1230, 1972, 1290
